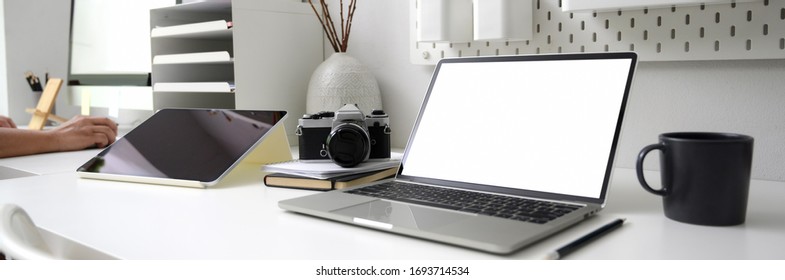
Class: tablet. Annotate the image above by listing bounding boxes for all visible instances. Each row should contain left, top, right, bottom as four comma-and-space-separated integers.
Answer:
77, 108, 287, 188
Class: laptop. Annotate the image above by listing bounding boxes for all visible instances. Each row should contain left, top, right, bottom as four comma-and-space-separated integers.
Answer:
279, 52, 638, 254
77, 108, 288, 188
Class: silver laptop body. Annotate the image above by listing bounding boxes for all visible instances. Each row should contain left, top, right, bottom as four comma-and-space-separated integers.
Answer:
279, 52, 638, 254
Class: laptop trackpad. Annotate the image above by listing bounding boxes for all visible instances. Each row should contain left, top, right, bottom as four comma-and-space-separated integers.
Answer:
331, 200, 471, 230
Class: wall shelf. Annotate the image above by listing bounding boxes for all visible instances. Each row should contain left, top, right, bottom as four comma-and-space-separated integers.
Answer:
153, 51, 233, 64
562, 0, 761, 12
150, 2, 235, 110
410, 0, 785, 64
150, 19, 232, 39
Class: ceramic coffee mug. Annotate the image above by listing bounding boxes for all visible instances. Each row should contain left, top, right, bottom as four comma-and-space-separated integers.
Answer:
636, 132, 754, 226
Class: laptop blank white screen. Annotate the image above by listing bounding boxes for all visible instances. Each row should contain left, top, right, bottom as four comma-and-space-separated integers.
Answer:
401, 56, 633, 199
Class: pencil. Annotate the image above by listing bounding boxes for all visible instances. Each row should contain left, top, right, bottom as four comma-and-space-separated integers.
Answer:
544, 218, 626, 260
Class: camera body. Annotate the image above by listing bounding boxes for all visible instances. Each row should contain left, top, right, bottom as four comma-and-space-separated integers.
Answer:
296, 104, 391, 167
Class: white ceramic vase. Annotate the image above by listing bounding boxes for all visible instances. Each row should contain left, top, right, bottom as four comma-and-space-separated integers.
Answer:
306, 53, 382, 115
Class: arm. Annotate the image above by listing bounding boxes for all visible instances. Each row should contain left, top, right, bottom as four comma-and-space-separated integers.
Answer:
0, 115, 118, 158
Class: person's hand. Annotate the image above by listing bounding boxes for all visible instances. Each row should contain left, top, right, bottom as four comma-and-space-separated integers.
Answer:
50, 115, 118, 151
0, 115, 17, 128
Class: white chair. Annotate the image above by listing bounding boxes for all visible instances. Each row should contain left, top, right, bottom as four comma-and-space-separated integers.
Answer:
0, 204, 118, 260
0, 204, 55, 260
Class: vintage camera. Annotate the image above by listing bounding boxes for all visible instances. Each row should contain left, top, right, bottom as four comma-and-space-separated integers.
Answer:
296, 104, 391, 167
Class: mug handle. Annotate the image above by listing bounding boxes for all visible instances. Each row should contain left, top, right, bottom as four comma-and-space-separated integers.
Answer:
636, 143, 668, 196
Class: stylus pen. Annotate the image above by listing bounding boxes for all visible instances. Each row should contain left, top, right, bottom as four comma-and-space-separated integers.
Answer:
544, 218, 626, 260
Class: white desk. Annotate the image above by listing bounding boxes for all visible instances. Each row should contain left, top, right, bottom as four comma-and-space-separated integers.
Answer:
1, 150, 784, 259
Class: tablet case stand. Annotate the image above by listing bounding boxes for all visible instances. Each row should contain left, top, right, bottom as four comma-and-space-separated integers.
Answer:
211, 122, 293, 188
240, 122, 292, 165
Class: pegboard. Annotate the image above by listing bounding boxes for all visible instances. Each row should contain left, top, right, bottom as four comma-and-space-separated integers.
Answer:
410, 0, 785, 64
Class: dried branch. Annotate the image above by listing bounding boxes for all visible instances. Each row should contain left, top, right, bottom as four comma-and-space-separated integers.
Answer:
307, 0, 339, 52
340, 0, 345, 40
343, 0, 357, 52
322, 1, 341, 51
307, 0, 357, 53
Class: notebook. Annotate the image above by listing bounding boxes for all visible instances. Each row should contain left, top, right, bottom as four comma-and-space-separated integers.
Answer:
77, 108, 289, 188
278, 52, 638, 254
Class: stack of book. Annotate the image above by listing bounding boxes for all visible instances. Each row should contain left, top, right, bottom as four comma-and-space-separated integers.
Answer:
262, 159, 400, 191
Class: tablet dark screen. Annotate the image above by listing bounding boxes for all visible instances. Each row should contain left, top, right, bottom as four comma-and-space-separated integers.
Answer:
77, 109, 287, 183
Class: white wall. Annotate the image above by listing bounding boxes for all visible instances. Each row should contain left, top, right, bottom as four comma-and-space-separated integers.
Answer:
620, 60, 785, 181
0, 0, 6, 116
2, 0, 77, 123
345, 2, 785, 182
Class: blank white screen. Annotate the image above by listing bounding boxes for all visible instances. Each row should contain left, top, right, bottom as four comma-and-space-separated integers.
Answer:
70, 0, 173, 74
401, 57, 632, 199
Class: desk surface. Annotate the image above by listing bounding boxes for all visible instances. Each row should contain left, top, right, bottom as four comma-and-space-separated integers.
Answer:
1, 150, 784, 259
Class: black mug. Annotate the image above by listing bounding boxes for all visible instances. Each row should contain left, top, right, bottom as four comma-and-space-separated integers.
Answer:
636, 132, 754, 226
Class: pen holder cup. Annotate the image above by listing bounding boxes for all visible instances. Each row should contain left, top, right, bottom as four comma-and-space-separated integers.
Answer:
635, 132, 753, 226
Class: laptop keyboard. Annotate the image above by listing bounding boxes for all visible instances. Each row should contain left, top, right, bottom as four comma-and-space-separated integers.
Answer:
346, 182, 583, 224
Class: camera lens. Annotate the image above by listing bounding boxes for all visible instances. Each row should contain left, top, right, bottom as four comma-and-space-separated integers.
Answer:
326, 123, 370, 167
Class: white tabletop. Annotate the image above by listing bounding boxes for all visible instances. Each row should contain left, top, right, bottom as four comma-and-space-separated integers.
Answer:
0, 150, 783, 259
